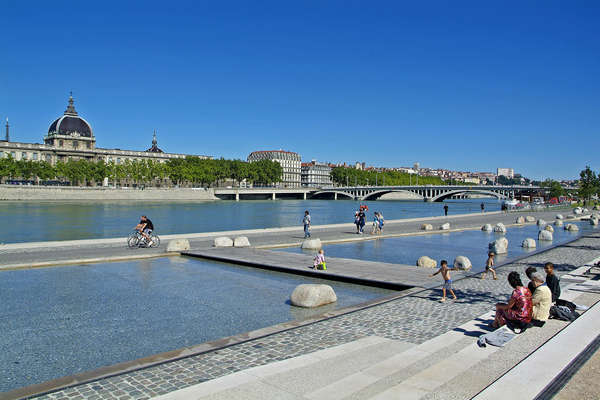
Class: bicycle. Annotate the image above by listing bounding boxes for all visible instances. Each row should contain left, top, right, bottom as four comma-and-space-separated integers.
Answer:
127, 229, 160, 248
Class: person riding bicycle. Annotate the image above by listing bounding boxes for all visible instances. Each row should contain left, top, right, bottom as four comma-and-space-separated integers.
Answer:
135, 215, 154, 246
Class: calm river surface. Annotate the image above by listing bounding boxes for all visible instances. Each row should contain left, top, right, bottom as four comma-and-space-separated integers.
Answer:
0, 199, 501, 243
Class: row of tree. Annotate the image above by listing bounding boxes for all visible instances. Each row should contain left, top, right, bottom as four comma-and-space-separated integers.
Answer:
0, 156, 283, 187
331, 167, 446, 186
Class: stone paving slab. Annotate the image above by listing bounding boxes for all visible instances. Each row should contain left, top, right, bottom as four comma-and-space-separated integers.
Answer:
16, 231, 600, 400
183, 248, 454, 289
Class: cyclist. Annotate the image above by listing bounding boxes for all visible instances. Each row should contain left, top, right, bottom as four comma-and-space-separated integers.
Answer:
135, 215, 154, 246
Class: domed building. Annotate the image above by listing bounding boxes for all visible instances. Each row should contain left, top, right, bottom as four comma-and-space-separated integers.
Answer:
1, 95, 210, 167
44, 94, 95, 151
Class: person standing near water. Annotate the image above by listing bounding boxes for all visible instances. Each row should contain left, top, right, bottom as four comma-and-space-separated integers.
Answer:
303, 210, 311, 238
481, 202, 485, 213
443, 204, 449, 216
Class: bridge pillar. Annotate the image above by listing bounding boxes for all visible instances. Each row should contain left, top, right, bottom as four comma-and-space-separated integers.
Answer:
272, 192, 276, 200
303, 192, 307, 200
334, 192, 338, 200
235, 192, 239, 201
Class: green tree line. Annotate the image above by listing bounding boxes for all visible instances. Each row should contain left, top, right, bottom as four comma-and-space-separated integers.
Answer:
577, 165, 600, 202
0, 156, 283, 187
331, 167, 446, 186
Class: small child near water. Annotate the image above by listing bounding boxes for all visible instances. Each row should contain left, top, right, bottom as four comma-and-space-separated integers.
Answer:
430, 260, 457, 302
481, 251, 498, 280
311, 249, 326, 270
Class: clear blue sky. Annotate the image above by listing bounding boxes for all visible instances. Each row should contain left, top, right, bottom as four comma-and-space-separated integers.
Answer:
1, 1, 598, 180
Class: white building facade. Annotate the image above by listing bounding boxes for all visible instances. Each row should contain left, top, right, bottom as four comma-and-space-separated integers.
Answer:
0, 95, 210, 166
497, 168, 515, 178
247, 150, 301, 188
301, 161, 332, 187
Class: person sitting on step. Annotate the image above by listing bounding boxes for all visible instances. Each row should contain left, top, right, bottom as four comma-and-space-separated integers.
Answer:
492, 271, 532, 329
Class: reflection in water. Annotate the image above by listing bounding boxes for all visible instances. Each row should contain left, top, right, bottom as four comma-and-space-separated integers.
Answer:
289, 301, 338, 320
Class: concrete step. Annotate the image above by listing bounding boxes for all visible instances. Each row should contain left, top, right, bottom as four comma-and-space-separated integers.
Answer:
152, 308, 496, 400
152, 336, 414, 400
151, 280, 596, 400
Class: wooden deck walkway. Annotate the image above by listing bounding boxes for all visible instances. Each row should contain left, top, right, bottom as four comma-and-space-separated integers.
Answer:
182, 248, 466, 290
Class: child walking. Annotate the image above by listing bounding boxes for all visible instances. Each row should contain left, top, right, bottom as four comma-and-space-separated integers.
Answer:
311, 249, 326, 270
430, 260, 457, 302
481, 251, 498, 280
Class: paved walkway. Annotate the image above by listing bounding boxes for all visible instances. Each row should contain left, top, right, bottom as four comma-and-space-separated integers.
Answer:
12, 228, 598, 400
0, 208, 578, 269
184, 248, 451, 289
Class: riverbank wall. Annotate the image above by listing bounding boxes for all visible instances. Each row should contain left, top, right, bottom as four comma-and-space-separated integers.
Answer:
0, 185, 218, 201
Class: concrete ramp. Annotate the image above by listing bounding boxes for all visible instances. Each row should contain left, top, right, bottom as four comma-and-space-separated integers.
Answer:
183, 248, 455, 289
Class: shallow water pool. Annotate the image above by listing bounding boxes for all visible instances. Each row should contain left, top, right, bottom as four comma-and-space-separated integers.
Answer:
0, 257, 393, 392
280, 221, 597, 272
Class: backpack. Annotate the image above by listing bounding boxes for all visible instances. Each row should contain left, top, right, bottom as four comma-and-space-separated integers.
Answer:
549, 305, 579, 321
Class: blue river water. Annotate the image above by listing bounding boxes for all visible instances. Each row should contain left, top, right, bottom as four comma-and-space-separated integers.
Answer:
0, 199, 501, 243
0, 256, 393, 392
280, 221, 598, 273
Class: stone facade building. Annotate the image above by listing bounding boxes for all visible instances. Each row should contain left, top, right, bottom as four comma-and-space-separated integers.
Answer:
247, 150, 301, 188
0, 95, 210, 166
301, 160, 332, 187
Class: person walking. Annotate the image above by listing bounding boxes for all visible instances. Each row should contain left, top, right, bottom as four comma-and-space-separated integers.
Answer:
302, 210, 311, 238
358, 208, 366, 234
443, 204, 449, 216
429, 260, 458, 302
481, 251, 498, 280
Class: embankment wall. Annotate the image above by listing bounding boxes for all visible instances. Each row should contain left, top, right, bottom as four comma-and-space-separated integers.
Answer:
0, 185, 217, 201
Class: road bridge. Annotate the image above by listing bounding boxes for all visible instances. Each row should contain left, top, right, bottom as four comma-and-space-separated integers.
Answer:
214, 185, 541, 202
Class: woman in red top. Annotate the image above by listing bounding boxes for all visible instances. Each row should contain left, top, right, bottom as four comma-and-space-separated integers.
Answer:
492, 271, 533, 329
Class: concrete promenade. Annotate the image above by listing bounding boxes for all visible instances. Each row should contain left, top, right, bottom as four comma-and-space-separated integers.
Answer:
0, 208, 576, 270
1, 207, 599, 400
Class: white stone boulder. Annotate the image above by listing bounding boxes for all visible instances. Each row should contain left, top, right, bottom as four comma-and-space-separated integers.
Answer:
537, 219, 547, 226
544, 225, 554, 233
590, 217, 599, 226
233, 236, 251, 247
290, 284, 337, 308
515, 216, 525, 224
166, 239, 190, 252
526, 216, 536, 222
565, 223, 579, 232
453, 256, 472, 271
554, 220, 564, 227
584, 208, 589, 213
301, 238, 322, 250
214, 236, 234, 247
439, 223, 450, 230
555, 214, 564, 220
417, 256, 437, 268
481, 224, 493, 232
421, 223, 433, 231
522, 238, 536, 248
538, 230, 553, 241
573, 207, 583, 215
489, 237, 508, 254
494, 223, 507, 234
